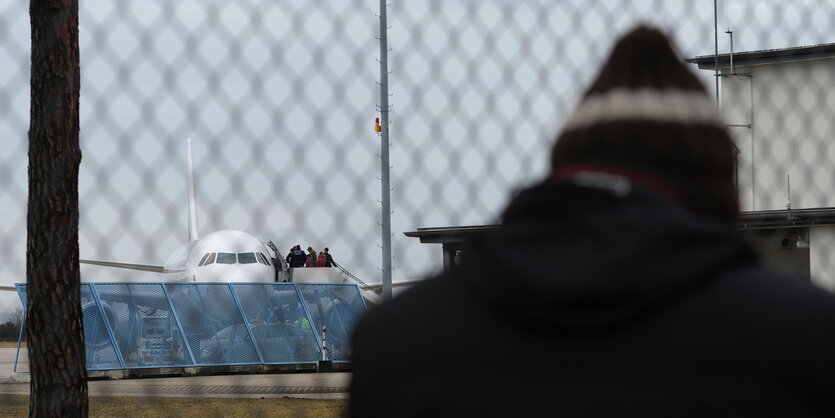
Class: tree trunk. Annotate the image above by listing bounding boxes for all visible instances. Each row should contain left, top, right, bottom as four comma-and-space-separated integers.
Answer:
27, 0, 87, 416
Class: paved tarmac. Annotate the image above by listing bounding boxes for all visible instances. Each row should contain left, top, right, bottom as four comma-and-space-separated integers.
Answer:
0, 348, 349, 399
0, 346, 27, 377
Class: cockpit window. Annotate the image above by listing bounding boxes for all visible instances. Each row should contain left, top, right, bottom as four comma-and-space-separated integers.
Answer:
237, 252, 257, 264
205, 253, 216, 265
216, 252, 236, 264
198, 253, 211, 267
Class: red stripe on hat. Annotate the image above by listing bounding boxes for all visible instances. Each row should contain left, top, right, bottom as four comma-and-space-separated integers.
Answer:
552, 163, 688, 209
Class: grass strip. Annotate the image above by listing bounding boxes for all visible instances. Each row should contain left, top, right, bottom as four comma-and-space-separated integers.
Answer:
0, 342, 25, 349
0, 394, 346, 417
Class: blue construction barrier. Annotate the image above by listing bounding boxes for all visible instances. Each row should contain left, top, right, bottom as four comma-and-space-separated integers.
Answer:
15, 282, 366, 371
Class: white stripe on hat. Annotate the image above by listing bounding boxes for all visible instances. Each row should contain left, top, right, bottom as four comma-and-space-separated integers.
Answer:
561, 88, 724, 131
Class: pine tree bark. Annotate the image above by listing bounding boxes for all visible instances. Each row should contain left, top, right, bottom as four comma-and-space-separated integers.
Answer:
27, 0, 88, 416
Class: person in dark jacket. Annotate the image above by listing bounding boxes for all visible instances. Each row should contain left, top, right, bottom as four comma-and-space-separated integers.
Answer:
323, 247, 337, 268
290, 245, 306, 267
285, 247, 294, 266
350, 26, 835, 417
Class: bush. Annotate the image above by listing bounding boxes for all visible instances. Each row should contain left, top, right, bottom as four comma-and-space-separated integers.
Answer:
0, 321, 21, 339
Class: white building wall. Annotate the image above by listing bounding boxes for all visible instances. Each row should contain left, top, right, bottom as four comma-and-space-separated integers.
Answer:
721, 58, 835, 211
809, 227, 835, 292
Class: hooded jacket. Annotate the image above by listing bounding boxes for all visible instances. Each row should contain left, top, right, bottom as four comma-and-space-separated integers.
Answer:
350, 172, 835, 417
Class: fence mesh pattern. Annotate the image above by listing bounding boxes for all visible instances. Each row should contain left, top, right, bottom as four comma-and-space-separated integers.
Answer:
80, 285, 124, 370
2, 0, 835, 358
296, 283, 367, 361
235, 283, 322, 363
13, 283, 364, 370
96, 283, 193, 368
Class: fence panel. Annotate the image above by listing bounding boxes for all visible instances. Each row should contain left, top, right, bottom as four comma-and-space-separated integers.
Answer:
94, 283, 194, 368
2, 0, 834, 381
163, 283, 261, 366
296, 283, 366, 362
233, 283, 322, 364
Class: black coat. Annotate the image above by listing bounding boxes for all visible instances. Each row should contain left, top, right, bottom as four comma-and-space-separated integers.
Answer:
350, 179, 835, 417
325, 252, 336, 268
291, 249, 307, 267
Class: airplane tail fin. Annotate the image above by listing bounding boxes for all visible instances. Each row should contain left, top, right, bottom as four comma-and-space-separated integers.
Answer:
187, 138, 199, 242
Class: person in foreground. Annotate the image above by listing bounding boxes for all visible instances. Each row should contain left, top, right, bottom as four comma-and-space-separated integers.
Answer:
349, 26, 835, 417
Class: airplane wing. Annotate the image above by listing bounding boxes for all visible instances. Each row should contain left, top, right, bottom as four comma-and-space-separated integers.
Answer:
360, 279, 425, 292
357, 280, 425, 305
80, 259, 169, 273
1, 261, 178, 292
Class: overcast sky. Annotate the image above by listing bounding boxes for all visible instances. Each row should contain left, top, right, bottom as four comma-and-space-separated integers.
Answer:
0, 0, 831, 314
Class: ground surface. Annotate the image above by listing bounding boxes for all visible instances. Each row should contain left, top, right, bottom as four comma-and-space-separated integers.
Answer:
0, 395, 347, 417
2, 348, 350, 401
0, 343, 23, 349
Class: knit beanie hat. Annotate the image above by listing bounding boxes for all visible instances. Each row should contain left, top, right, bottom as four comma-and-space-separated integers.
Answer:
551, 26, 738, 220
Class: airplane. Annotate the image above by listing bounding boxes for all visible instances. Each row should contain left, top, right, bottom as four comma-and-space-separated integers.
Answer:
0, 139, 429, 369
0, 138, 281, 291
80, 138, 283, 284
0, 139, 371, 366
0, 139, 417, 298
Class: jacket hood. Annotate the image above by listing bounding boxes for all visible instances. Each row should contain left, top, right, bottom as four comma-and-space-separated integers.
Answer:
455, 172, 757, 332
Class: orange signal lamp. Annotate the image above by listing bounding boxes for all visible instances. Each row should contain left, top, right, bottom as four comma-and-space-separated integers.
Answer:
374, 117, 382, 133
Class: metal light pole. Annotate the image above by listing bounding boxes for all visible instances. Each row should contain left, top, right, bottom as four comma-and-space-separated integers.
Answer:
714, 0, 720, 106
377, 0, 393, 300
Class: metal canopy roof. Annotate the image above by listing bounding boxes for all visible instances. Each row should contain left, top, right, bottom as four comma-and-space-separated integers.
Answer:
737, 207, 835, 230
405, 208, 835, 244
686, 43, 835, 70
403, 225, 495, 244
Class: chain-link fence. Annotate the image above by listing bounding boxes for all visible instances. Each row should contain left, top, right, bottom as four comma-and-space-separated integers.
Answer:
1, 0, 834, 361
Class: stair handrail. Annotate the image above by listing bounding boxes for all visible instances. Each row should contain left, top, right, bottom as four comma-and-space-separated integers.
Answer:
334, 263, 382, 295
